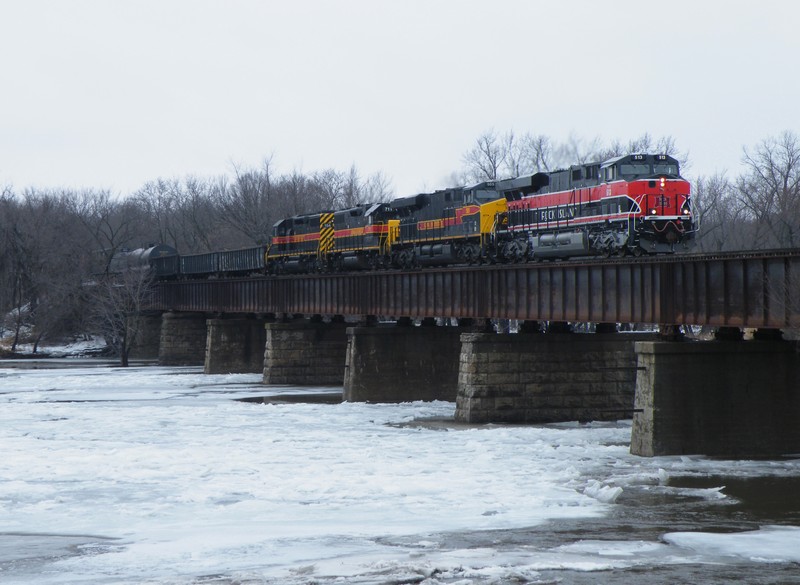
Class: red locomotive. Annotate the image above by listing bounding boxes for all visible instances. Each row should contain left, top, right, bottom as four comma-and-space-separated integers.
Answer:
496, 153, 693, 259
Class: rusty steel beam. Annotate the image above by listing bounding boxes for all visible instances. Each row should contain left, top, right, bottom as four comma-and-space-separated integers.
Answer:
148, 249, 800, 328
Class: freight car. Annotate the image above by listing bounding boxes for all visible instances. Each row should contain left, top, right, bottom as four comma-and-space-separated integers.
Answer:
171, 245, 269, 278
112, 244, 268, 280
107, 244, 179, 277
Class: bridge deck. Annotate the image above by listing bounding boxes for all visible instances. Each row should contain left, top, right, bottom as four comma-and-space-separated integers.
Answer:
150, 249, 800, 328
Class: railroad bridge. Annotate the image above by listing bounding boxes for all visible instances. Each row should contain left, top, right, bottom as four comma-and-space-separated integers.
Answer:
137, 249, 800, 458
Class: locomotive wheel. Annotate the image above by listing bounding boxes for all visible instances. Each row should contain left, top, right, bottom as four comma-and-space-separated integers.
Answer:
455, 245, 466, 264
468, 248, 477, 265
506, 239, 527, 263
462, 244, 479, 265
398, 249, 414, 269
368, 253, 380, 270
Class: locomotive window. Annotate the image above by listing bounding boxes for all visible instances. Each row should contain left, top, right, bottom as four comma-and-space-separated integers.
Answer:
572, 169, 582, 181
620, 164, 651, 176
654, 164, 678, 175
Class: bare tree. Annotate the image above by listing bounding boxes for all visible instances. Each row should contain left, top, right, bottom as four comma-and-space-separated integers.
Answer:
552, 133, 606, 166
175, 176, 226, 252
67, 189, 142, 274
131, 178, 182, 249
342, 164, 363, 208
693, 173, 742, 251
89, 267, 155, 367
362, 170, 394, 202
0, 189, 92, 352
309, 168, 347, 209
462, 129, 509, 181
517, 133, 554, 172
217, 159, 276, 244
736, 131, 800, 248
275, 168, 312, 217
500, 131, 527, 178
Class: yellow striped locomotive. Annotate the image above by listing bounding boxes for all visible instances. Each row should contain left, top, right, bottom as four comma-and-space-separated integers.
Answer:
268, 205, 396, 272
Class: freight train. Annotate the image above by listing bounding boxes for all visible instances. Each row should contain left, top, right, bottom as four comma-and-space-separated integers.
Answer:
115, 153, 694, 278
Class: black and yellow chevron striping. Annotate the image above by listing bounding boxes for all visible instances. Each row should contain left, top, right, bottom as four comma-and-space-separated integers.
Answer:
319, 212, 335, 253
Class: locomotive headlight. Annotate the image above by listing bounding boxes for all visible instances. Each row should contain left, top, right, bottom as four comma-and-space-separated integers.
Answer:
660, 177, 666, 188
650, 208, 657, 216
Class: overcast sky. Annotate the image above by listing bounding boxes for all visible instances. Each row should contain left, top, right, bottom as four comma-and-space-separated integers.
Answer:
2, 0, 798, 197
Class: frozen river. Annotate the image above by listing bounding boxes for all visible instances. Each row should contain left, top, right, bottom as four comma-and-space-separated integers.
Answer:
1, 361, 799, 584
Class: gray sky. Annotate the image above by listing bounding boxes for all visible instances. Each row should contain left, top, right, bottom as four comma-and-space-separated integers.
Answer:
2, 0, 798, 197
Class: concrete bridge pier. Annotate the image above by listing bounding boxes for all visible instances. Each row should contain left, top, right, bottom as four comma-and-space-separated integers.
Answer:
205, 317, 268, 374
158, 312, 208, 366
263, 319, 349, 385
343, 322, 465, 402
631, 338, 800, 457
455, 331, 656, 423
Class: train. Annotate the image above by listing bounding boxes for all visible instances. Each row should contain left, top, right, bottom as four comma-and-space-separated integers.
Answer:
114, 153, 694, 279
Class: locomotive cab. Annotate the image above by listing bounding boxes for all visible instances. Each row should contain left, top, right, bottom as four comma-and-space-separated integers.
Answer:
266, 213, 328, 273
600, 154, 694, 252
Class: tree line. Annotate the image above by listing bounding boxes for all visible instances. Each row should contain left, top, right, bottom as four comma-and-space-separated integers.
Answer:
1, 130, 799, 354
0, 162, 391, 353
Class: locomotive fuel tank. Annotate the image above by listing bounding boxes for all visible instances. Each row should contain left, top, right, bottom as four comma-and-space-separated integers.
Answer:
415, 243, 457, 265
530, 232, 590, 258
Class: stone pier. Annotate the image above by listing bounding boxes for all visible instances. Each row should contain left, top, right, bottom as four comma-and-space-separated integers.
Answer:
263, 320, 349, 385
158, 312, 208, 366
343, 323, 463, 402
205, 317, 268, 374
631, 339, 800, 457
456, 332, 656, 423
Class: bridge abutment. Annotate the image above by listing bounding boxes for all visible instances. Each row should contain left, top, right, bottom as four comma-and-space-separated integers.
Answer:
263, 320, 349, 385
205, 317, 268, 374
455, 332, 656, 423
631, 340, 800, 457
343, 324, 463, 402
158, 312, 208, 366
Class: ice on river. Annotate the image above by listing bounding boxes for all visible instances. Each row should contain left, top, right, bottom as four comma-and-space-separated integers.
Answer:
1, 363, 799, 584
